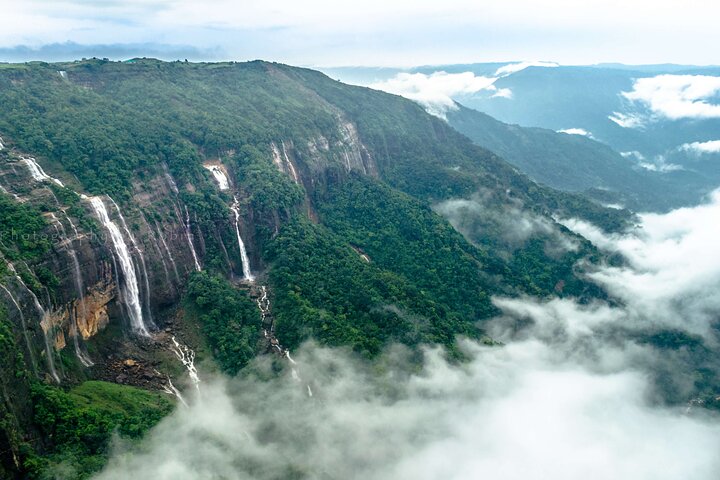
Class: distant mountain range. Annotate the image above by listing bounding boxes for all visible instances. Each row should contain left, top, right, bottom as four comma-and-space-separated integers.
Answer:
322, 62, 720, 211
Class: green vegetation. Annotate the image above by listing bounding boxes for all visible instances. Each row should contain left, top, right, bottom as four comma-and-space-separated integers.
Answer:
0, 192, 50, 273
184, 271, 261, 375
26, 381, 173, 479
266, 216, 490, 357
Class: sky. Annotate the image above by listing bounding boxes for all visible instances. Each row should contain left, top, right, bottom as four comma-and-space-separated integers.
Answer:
1, 0, 719, 66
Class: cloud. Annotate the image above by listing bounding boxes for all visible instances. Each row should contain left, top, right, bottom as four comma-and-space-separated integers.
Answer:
369, 71, 498, 119
492, 87, 514, 99
2, 1, 720, 66
680, 140, 720, 155
433, 194, 579, 254
494, 60, 559, 76
615, 75, 720, 125
561, 189, 720, 336
92, 340, 720, 480
557, 127, 593, 137
369, 62, 560, 118
608, 111, 646, 129
636, 160, 683, 173
619, 151, 682, 172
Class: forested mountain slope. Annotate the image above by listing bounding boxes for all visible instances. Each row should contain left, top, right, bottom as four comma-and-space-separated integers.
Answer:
446, 103, 710, 211
0, 59, 628, 477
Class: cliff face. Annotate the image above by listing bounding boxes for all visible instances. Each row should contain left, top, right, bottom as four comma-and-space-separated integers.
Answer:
0, 106, 381, 387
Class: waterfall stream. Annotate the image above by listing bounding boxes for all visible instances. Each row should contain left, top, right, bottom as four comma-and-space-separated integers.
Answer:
109, 198, 155, 328
230, 196, 254, 282
19, 277, 61, 383
0, 283, 38, 375
90, 197, 150, 336
49, 213, 94, 367
170, 336, 201, 390
184, 206, 202, 272
203, 165, 230, 190
21, 157, 64, 187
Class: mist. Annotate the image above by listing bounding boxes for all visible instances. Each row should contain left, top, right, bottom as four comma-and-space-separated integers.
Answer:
90, 191, 720, 480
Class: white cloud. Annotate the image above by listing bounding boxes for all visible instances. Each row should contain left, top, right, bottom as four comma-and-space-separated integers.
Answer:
680, 140, 720, 155
561, 189, 720, 335
369, 71, 498, 119
369, 62, 563, 119
608, 111, 646, 129
495, 60, 559, 77
492, 87, 514, 99
434, 194, 579, 253
557, 128, 592, 137
620, 151, 646, 160
619, 75, 720, 122
637, 159, 683, 173
93, 340, 720, 480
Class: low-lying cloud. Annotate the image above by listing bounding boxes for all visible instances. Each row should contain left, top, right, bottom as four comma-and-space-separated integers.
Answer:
369, 61, 559, 119
370, 71, 497, 119
494, 60, 559, 77
93, 338, 720, 480
433, 194, 578, 254
562, 189, 720, 336
612, 75, 720, 128
681, 140, 720, 155
557, 127, 593, 137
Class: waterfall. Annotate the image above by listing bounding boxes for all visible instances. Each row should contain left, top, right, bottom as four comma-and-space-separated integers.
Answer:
155, 224, 181, 283
21, 157, 64, 187
161, 163, 180, 194
230, 196, 254, 282
203, 165, 230, 190
109, 198, 155, 328
170, 336, 200, 390
280, 141, 300, 184
183, 206, 202, 272
89, 196, 150, 336
20, 278, 60, 383
254, 285, 313, 397
0, 283, 38, 375
0, 136, 4, 150
49, 213, 94, 366
159, 374, 188, 408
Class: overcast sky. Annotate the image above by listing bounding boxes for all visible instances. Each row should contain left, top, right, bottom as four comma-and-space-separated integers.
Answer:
1, 0, 718, 66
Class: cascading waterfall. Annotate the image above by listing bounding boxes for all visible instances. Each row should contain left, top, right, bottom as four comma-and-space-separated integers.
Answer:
0, 135, 4, 150
21, 157, 64, 187
89, 197, 150, 336
254, 285, 312, 397
230, 196, 254, 282
109, 198, 155, 328
203, 165, 230, 190
155, 224, 181, 282
161, 163, 180, 194
158, 372, 189, 408
170, 336, 200, 390
280, 141, 300, 184
183, 206, 202, 272
21, 278, 61, 383
49, 213, 94, 366
0, 283, 38, 375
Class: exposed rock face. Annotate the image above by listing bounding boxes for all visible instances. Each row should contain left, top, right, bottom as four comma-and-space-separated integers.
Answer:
74, 271, 116, 340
